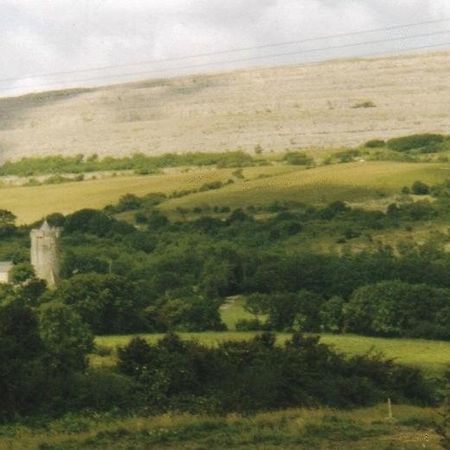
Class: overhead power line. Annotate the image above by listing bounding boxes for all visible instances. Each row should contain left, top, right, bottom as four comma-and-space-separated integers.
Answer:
1, 29, 449, 95
1, 17, 450, 85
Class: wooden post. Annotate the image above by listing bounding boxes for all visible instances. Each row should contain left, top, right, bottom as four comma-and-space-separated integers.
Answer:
387, 398, 393, 419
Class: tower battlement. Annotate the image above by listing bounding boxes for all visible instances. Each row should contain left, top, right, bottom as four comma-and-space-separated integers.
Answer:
30, 221, 60, 286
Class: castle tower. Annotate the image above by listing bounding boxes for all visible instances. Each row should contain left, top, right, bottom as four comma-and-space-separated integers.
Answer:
30, 221, 61, 287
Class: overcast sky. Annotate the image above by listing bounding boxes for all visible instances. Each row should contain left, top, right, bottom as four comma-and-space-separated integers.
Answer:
1, 0, 450, 96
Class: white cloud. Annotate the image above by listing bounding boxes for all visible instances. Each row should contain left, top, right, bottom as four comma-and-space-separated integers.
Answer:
0, 0, 449, 96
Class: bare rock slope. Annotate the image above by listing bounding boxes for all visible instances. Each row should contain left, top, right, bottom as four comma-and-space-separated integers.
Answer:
0, 50, 449, 161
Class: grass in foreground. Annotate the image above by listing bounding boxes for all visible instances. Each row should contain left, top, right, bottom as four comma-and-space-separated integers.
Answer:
0, 404, 442, 450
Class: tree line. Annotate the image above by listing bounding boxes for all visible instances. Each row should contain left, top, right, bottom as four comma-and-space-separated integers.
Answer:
0, 198, 449, 339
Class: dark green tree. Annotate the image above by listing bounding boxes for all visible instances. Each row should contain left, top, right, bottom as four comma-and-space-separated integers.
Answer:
38, 302, 94, 372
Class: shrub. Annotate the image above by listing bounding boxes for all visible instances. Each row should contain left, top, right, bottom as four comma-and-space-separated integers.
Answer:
199, 181, 224, 192
332, 149, 361, 163
117, 332, 435, 412
283, 151, 313, 166
411, 181, 430, 195
365, 139, 385, 148
387, 134, 445, 152
352, 101, 376, 109
235, 318, 266, 331
159, 296, 226, 332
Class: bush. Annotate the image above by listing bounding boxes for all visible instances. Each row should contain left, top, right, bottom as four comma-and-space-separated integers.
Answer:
411, 181, 430, 195
70, 369, 140, 411
159, 296, 226, 332
283, 151, 313, 166
365, 139, 385, 148
235, 318, 267, 331
117, 333, 436, 412
199, 181, 224, 192
332, 149, 361, 163
352, 101, 376, 109
387, 134, 445, 152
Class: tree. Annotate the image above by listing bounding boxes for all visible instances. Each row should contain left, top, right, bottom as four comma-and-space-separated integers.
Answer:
0, 209, 16, 226
293, 290, 325, 332
0, 301, 46, 418
48, 273, 147, 334
319, 296, 345, 332
264, 293, 301, 330
10, 262, 35, 284
244, 293, 271, 320
160, 295, 226, 332
38, 302, 93, 372
345, 281, 450, 339
411, 180, 430, 195
0, 209, 16, 236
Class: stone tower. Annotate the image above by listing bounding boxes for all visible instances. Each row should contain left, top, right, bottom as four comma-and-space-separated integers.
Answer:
30, 221, 61, 287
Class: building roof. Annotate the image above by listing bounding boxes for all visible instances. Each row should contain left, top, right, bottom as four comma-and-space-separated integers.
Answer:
40, 220, 51, 231
0, 261, 13, 273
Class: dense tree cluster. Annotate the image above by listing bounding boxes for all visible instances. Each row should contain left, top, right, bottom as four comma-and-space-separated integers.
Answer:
1, 197, 450, 339
0, 291, 94, 419
117, 333, 435, 413
239, 282, 450, 339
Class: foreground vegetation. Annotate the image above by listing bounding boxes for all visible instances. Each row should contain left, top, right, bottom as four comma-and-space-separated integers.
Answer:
1, 134, 450, 447
0, 404, 445, 450
94, 332, 450, 377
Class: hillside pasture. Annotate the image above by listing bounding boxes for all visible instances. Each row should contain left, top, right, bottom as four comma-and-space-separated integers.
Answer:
1, 160, 449, 224
161, 161, 450, 213
0, 165, 293, 224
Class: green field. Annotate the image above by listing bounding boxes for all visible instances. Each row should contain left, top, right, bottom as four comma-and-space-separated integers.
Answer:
1, 160, 449, 224
0, 404, 443, 449
0, 165, 292, 224
93, 332, 450, 376
91, 296, 450, 376
0, 168, 234, 224
160, 161, 450, 213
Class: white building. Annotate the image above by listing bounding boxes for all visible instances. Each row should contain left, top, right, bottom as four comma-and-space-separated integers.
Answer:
0, 261, 13, 284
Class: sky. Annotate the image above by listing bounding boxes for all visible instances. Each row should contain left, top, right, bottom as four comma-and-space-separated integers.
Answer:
1, 0, 450, 96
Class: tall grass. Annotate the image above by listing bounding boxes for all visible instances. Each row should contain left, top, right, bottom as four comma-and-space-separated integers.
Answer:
1, 404, 441, 449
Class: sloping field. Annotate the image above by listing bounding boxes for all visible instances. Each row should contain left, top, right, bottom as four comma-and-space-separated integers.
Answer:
0, 51, 449, 161
1, 161, 449, 224
161, 161, 450, 212
0, 165, 296, 224
0, 168, 236, 224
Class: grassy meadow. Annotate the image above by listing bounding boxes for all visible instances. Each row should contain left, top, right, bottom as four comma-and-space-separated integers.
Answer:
161, 161, 450, 213
91, 298, 450, 377
1, 160, 450, 224
93, 332, 450, 377
83, 298, 449, 449
0, 404, 443, 449
0, 164, 299, 224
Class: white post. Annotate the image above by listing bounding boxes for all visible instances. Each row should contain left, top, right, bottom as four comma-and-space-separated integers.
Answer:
387, 398, 393, 419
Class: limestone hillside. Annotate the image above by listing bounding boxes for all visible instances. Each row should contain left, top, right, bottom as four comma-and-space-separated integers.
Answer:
0, 50, 449, 162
